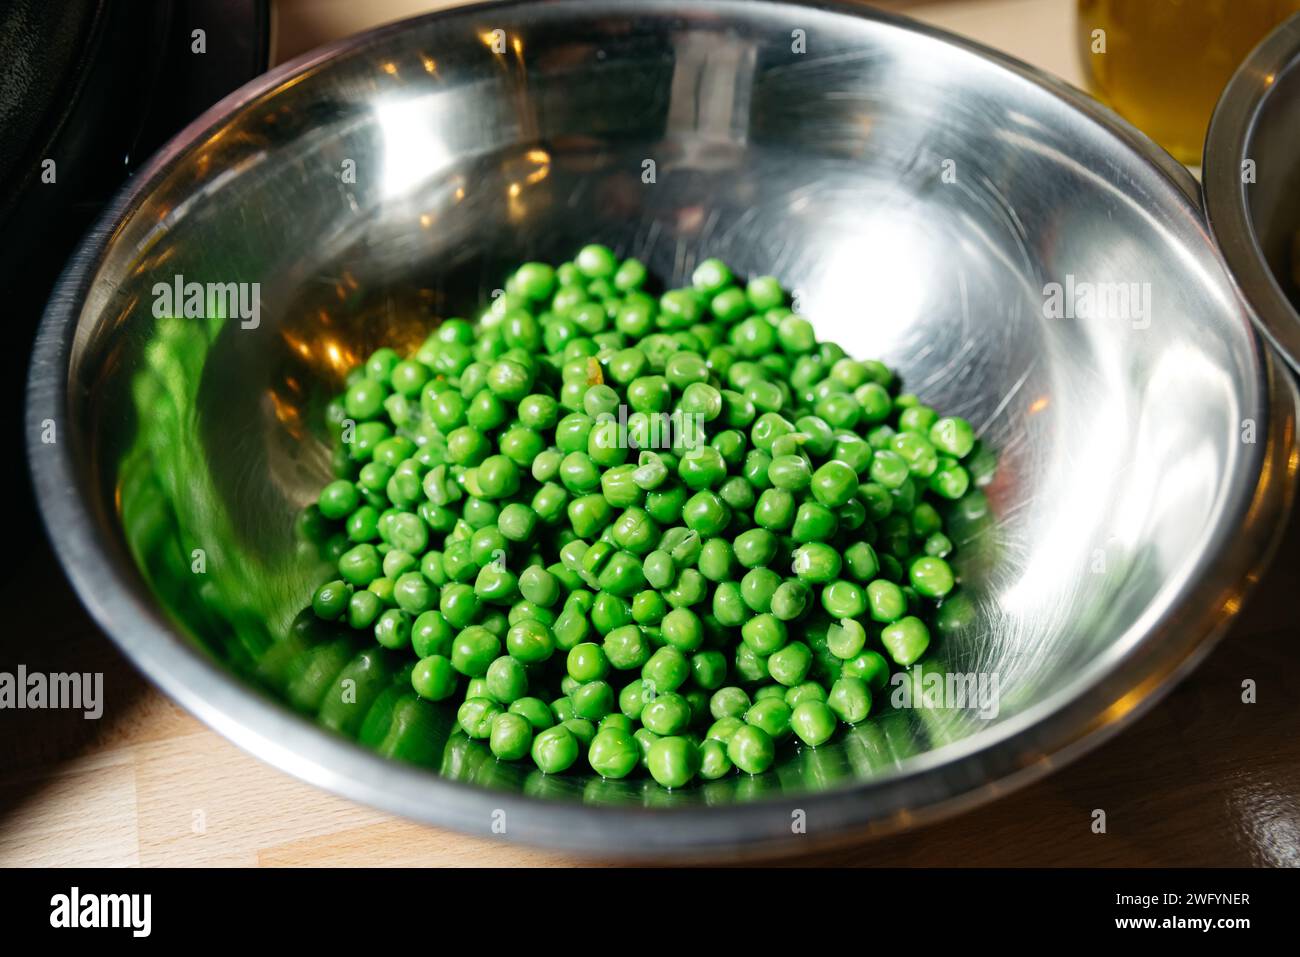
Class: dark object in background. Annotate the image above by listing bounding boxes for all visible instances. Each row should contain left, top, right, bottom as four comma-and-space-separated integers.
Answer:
4, 0, 269, 579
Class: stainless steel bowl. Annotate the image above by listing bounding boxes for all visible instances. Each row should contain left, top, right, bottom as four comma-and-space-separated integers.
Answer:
1205, 12, 1300, 373
26, 0, 1297, 856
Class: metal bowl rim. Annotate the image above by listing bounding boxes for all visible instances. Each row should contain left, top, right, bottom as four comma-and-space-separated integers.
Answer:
1204, 11, 1300, 374
24, 0, 1288, 856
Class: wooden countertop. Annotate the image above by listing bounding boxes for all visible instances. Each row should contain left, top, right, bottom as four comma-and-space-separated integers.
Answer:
7, 0, 1299, 867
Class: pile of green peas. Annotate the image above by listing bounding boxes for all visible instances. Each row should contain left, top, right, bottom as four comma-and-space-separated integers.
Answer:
304, 245, 982, 789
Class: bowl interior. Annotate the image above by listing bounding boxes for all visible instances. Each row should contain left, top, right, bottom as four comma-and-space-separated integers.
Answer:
59, 0, 1263, 808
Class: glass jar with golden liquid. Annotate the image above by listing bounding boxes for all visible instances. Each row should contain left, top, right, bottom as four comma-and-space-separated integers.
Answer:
1078, 0, 1300, 165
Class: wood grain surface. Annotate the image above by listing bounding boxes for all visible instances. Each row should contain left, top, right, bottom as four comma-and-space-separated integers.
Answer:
270, 0, 1088, 88
5, 0, 1298, 867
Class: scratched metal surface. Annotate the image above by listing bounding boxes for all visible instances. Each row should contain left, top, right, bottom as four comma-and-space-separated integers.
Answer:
25, 0, 1296, 853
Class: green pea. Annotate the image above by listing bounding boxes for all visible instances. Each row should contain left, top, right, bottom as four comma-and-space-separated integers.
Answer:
367, 576, 394, 604
909, 556, 955, 598
474, 564, 518, 604
744, 275, 784, 311
567, 642, 610, 682
764, 454, 810, 492
828, 676, 872, 724
664, 527, 703, 566
881, 616, 930, 665
698, 538, 735, 582
643, 646, 689, 694
576, 244, 617, 279
744, 697, 792, 740
489, 712, 534, 760
698, 739, 734, 780
707, 716, 746, 743
690, 650, 728, 691
899, 403, 938, 434
790, 699, 837, 747
929, 459, 971, 500
631, 589, 666, 625
451, 625, 500, 676
599, 624, 647, 670
599, 713, 634, 735
770, 580, 809, 621
647, 736, 699, 788
707, 581, 743, 626
753, 488, 795, 530
514, 262, 556, 301
844, 541, 880, 582
458, 697, 503, 739
866, 579, 907, 622
732, 528, 777, 569
568, 494, 612, 538
506, 618, 555, 663
388, 512, 428, 554
412, 654, 458, 701
641, 692, 692, 736
691, 257, 733, 294
485, 655, 528, 703
924, 533, 953, 559
447, 426, 491, 466
809, 460, 857, 507
531, 725, 580, 773
741, 614, 787, 655
705, 687, 748, 722
347, 589, 383, 629
682, 491, 730, 535
827, 618, 867, 659
727, 725, 776, 774
613, 679, 646, 720
767, 641, 812, 687
663, 567, 707, 608
312, 579, 350, 620
374, 609, 412, 650
842, 650, 891, 691
393, 571, 434, 614
344, 378, 387, 420
821, 579, 867, 618
743, 566, 780, 613
590, 591, 633, 634
572, 680, 615, 720
364, 348, 401, 381
550, 696, 577, 724
645, 484, 689, 525
661, 607, 704, 651
785, 681, 827, 709
509, 696, 555, 731
339, 543, 382, 586
611, 508, 658, 555
891, 431, 939, 478
869, 449, 910, 489
597, 550, 647, 597
791, 542, 841, 583
486, 358, 535, 402
518, 565, 559, 607
929, 416, 975, 458
588, 727, 640, 779
734, 643, 768, 683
